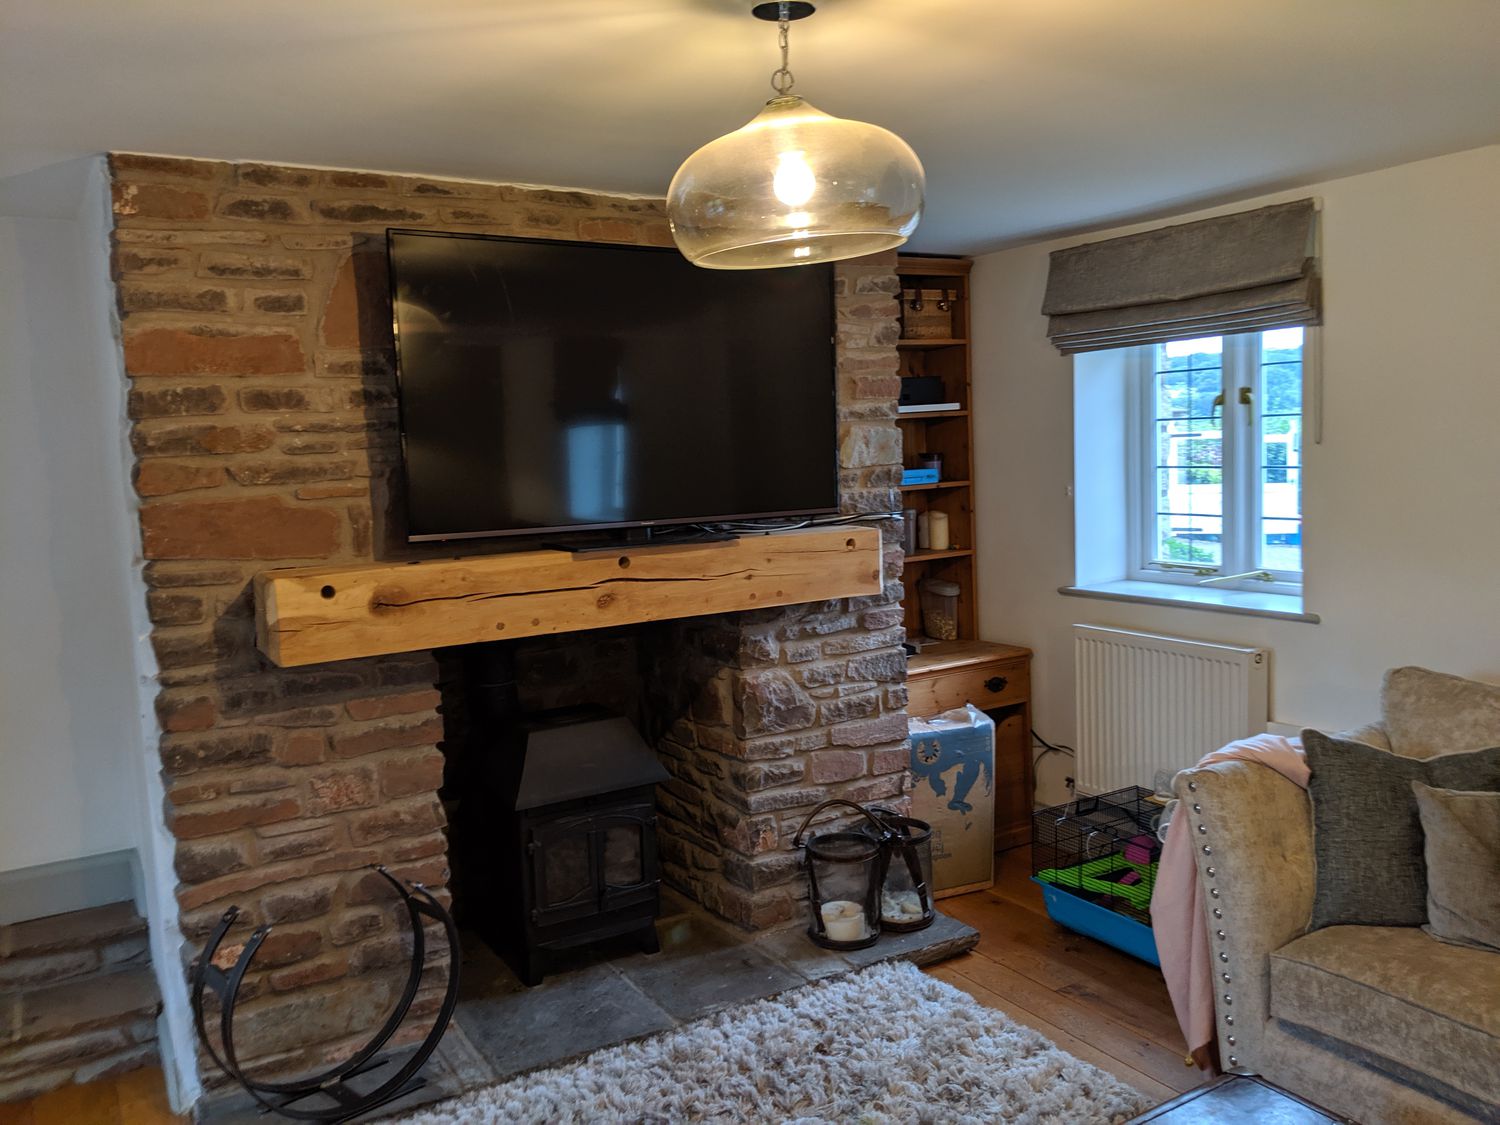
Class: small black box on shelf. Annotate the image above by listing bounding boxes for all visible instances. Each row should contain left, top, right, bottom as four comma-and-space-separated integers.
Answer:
899, 375, 945, 406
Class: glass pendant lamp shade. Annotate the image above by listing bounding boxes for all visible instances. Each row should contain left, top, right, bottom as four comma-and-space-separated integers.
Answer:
668, 95, 925, 270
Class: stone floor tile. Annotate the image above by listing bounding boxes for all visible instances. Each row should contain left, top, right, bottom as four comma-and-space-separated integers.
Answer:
838, 911, 979, 970
455, 963, 675, 1081
618, 941, 807, 1022
751, 922, 856, 980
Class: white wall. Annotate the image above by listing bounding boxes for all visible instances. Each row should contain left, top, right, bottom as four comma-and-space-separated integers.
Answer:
0, 156, 199, 1107
0, 165, 144, 880
971, 145, 1500, 803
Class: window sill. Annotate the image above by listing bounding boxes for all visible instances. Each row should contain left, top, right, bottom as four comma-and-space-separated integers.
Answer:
1059, 580, 1319, 623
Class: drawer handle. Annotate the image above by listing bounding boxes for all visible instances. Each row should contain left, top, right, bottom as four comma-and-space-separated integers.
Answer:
984, 676, 1008, 693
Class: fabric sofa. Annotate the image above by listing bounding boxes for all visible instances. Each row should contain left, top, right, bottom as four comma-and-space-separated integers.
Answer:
1175, 669, 1500, 1124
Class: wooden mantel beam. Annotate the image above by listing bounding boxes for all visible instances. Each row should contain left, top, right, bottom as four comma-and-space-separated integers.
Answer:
253, 526, 883, 667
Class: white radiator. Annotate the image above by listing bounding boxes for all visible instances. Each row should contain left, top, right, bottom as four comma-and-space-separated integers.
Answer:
1073, 625, 1268, 794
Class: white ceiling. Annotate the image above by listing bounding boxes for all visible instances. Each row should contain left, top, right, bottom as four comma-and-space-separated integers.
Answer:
3, 0, 1497, 252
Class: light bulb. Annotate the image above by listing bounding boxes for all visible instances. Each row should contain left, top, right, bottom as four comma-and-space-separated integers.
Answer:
773, 150, 816, 207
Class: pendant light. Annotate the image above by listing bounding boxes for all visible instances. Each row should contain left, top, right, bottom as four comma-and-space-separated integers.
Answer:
667, 2, 925, 270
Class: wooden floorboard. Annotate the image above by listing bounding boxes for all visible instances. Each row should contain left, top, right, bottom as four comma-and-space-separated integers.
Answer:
927, 845, 1200, 1103
1, 1067, 181, 1125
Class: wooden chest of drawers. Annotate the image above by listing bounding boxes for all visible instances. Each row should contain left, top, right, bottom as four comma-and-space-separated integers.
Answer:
906, 640, 1034, 851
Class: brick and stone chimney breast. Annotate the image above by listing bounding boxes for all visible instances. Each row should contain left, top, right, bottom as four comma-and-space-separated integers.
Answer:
107, 153, 907, 1087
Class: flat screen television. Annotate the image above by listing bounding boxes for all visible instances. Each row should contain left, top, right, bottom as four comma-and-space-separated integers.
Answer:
387, 229, 837, 542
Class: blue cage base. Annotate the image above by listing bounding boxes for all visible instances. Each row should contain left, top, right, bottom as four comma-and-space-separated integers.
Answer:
1032, 877, 1160, 967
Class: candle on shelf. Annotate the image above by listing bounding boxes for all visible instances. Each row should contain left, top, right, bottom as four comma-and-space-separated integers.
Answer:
928, 510, 950, 551
819, 900, 867, 943
916, 511, 932, 550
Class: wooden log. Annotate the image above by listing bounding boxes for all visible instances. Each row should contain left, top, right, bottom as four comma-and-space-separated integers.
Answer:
254, 527, 884, 667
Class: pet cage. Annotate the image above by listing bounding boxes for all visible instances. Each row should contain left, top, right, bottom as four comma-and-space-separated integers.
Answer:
1031, 785, 1165, 965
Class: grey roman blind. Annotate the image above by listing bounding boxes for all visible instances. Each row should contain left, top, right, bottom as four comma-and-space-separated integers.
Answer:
1042, 199, 1320, 354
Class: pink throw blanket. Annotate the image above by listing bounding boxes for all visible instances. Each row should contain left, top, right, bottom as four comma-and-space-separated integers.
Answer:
1149, 733, 1308, 1063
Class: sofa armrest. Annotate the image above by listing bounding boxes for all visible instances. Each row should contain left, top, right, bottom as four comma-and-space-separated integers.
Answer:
1174, 760, 1314, 1073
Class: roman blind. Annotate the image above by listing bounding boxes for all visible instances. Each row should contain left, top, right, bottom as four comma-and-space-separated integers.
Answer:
1042, 199, 1320, 354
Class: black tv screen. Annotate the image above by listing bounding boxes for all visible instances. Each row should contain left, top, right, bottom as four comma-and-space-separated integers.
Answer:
387, 229, 837, 542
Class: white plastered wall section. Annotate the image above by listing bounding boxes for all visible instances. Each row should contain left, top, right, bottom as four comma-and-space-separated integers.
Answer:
0, 155, 200, 1109
969, 145, 1500, 804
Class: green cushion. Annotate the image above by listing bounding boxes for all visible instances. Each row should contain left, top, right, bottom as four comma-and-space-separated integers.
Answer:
1301, 729, 1500, 930
1412, 783, 1500, 952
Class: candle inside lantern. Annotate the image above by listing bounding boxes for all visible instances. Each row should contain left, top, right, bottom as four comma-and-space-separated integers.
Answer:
881, 889, 924, 924
819, 899, 867, 943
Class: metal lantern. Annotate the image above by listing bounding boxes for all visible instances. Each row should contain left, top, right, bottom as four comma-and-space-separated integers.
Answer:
863, 808, 935, 933
792, 799, 893, 950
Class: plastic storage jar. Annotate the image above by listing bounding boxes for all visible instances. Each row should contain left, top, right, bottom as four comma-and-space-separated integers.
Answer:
919, 578, 961, 641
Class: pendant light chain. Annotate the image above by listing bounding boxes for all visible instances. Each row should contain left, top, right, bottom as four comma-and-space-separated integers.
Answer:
771, 3, 795, 96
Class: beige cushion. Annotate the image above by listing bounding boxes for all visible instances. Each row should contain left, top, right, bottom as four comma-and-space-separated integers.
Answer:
1270, 926, 1500, 1108
1414, 783, 1500, 952
1382, 666, 1500, 758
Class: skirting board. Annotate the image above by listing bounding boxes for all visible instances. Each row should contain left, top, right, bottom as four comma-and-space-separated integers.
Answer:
255, 526, 884, 667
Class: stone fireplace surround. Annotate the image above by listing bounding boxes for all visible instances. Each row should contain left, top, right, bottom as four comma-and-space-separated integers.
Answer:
108, 153, 909, 1092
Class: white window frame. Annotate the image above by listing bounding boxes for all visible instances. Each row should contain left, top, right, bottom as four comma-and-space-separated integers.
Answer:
1123, 329, 1311, 595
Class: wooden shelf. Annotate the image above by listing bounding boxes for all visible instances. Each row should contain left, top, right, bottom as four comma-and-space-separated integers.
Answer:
901, 479, 972, 492
896, 409, 969, 420
254, 526, 882, 667
905, 548, 974, 563
896, 253, 1038, 850
908, 639, 1032, 678
895, 255, 971, 277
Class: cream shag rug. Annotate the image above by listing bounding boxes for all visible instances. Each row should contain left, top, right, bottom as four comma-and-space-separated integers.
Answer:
397, 960, 1149, 1124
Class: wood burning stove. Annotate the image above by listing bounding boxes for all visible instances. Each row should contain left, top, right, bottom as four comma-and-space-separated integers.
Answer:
455, 644, 669, 986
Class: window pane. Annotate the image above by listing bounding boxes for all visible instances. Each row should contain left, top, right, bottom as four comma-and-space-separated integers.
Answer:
1258, 330, 1304, 575
1262, 363, 1302, 414
1153, 338, 1223, 568
1262, 518, 1301, 572
1156, 514, 1222, 567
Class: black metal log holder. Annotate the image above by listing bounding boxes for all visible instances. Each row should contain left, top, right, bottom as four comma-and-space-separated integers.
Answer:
190, 867, 460, 1123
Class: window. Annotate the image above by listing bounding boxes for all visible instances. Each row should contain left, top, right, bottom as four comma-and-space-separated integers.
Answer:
1127, 328, 1306, 592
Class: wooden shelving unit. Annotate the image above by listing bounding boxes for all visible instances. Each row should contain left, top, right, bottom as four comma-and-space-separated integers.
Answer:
896, 255, 979, 642
897, 254, 1036, 851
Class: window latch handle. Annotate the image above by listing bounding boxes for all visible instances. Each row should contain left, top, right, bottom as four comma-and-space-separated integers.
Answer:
1238, 385, 1253, 425
1210, 390, 1225, 423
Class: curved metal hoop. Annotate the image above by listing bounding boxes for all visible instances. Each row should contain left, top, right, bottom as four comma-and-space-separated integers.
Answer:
190, 866, 460, 1122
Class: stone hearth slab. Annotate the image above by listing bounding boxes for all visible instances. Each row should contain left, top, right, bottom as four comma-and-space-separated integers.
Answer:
618, 939, 806, 1022
455, 958, 677, 1081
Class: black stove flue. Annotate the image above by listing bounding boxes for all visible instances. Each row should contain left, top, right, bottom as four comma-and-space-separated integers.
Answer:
454, 642, 669, 986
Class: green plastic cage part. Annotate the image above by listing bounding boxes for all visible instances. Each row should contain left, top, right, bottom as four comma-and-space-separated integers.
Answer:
1034, 854, 1158, 912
